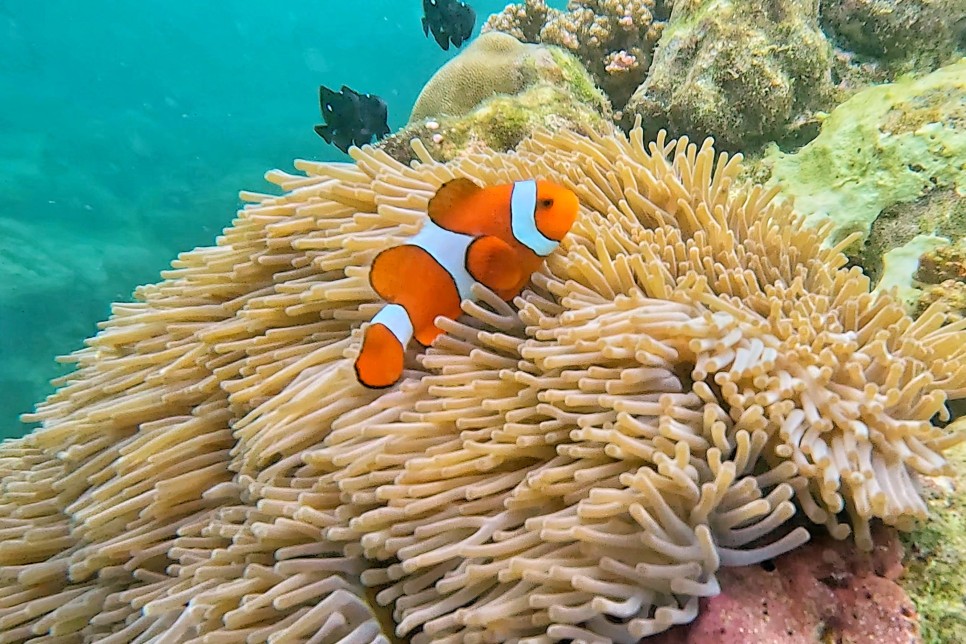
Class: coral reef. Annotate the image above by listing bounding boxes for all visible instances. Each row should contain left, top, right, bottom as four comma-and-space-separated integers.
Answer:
852, 186, 966, 293
481, 0, 965, 152
483, 0, 555, 42
876, 234, 949, 308
1, 125, 965, 642
821, 0, 966, 73
767, 58, 966, 259
900, 441, 966, 642
915, 239, 966, 319
918, 241, 966, 286
388, 35, 612, 164
652, 525, 919, 643
625, 0, 834, 149
485, 0, 667, 109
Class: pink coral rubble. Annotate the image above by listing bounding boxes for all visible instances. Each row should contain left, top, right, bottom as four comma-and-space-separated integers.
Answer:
652, 526, 919, 643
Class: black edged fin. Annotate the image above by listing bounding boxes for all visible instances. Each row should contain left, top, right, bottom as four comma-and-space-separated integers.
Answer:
427, 177, 482, 230
368, 244, 414, 302
465, 234, 521, 292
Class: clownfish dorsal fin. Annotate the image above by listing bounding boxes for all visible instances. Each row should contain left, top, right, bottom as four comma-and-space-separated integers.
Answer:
427, 177, 482, 230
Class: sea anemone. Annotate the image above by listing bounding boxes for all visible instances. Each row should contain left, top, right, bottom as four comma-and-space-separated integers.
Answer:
1, 124, 963, 642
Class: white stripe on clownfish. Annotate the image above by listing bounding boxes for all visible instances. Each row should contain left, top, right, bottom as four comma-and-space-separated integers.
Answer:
510, 179, 559, 257
407, 218, 476, 300
369, 303, 414, 348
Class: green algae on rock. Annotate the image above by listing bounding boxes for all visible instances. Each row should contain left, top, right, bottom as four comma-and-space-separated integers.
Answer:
403, 84, 611, 163
901, 440, 966, 643
767, 58, 966, 250
875, 234, 949, 307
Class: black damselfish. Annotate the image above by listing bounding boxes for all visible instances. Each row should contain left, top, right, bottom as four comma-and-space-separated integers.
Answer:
313, 84, 390, 153
421, 0, 475, 51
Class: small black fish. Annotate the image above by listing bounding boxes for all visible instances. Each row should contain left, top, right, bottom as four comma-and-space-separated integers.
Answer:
421, 0, 476, 51
314, 84, 390, 153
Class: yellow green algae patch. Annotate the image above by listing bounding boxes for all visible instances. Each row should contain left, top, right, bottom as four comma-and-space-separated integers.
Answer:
900, 441, 966, 643
767, 58, 966, 247
875, 234, 948, 307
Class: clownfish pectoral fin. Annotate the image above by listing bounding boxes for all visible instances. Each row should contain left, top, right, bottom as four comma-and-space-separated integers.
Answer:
354, 322, 406, 389
465, 235, 523, 293
427, 177, 482, 230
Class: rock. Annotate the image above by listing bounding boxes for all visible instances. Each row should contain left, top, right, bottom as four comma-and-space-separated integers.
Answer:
821, 0, 966, 71
852, 187, 966, 288
624, 0, 835, 149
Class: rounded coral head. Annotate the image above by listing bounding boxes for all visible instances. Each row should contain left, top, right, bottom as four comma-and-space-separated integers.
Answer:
533, 179, 579, 242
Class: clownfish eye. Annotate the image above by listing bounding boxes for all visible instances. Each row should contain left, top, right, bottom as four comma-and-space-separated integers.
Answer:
541, 198, 554, 208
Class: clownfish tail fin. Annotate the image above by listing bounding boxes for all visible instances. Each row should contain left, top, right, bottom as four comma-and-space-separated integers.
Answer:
354, 304, 414, 389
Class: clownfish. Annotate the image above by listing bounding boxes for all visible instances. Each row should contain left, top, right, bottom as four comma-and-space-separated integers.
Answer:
353, 177, 579, 389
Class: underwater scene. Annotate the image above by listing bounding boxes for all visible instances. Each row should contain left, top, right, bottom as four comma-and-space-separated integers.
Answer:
0, 0, 965, 642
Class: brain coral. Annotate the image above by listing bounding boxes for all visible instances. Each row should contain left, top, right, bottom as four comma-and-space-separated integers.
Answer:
392, 29, 611, 166
409, 31, 556, 123
1, 124, 964, 643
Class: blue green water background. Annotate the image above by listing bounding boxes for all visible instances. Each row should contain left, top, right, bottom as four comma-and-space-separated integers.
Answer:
0, 1, 563, 438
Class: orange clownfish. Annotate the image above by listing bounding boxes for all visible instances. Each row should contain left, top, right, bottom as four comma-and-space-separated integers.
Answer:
354, 177, 580, 388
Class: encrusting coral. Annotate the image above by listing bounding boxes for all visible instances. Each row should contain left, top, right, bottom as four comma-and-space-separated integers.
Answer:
649, 524, 920, 642
1, 122, 965, 642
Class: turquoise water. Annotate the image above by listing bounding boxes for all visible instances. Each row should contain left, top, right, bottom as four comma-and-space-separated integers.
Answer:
0, 0, 535, 437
